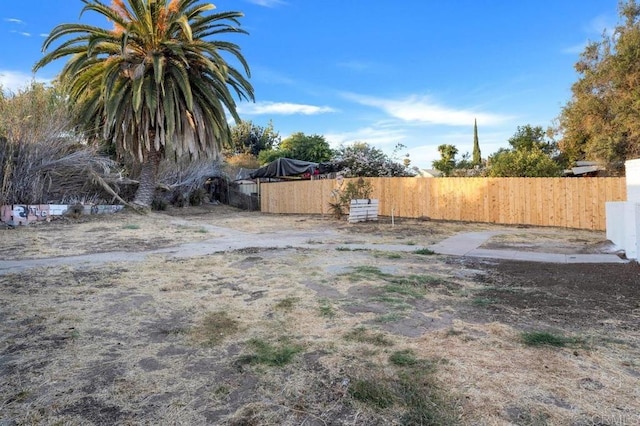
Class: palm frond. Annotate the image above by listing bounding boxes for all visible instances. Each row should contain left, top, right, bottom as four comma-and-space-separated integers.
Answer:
35, 0, 253, 165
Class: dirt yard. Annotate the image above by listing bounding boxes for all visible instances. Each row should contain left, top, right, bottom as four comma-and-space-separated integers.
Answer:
1, 205, 638, 425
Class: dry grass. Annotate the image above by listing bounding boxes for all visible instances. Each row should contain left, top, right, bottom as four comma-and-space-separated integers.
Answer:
481, 229, 611, 254
1, 207, 638, 425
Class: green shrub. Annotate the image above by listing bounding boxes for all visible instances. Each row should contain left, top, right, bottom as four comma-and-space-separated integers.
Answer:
328, 177, 374, 218
521, 331, 580, 347
237, 338, 303, 366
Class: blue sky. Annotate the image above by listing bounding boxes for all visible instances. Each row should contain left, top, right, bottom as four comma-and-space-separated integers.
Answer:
0, 0, 621, 169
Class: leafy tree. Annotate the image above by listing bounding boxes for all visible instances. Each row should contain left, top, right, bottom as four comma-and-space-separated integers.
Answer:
432, 143, 479, 176
257, 147, 291, 164
487, 125, 562, 177
508, 125, 556, 155
256, 132, 333, 164
455, 152, 474, 170
488, 148, 562, 177
432, 144, 459, 176
472, 119, 482, 166
280, 132, 333, 163
558, 0, 640, 173
333, 142, 412, 177
34, 0, 254, 208
228, 120, 280, 157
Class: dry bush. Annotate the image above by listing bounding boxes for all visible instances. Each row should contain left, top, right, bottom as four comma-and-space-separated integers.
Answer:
0, 82, 123, 205
225, 152, 260, 169
0, 82, 227, 207
156, 158, 225, 206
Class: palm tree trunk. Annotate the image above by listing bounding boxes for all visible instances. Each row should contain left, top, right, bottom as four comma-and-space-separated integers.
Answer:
133, 148, 161, 208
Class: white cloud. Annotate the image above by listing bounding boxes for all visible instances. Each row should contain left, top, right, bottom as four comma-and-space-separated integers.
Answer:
586, 14, 615, 37
405, 130, 511, 169
0, 70, 50, 93
10, 30, 31, 37
324, 124, 407, 149
336, 60, 394, 76
342, 93, 510, 127
251, 66, 297, 86
562, 42, 587, 55
4, 18, 24, 24
239, 101, 336, 115
564, 14, 616, 55
245, 0, 286, 7
406, 145, 441, 169
40, 33, 49, 38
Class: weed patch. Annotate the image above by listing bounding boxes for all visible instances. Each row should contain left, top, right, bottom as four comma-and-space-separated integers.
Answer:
318, 299, 336, 318
375, 312, 406, 323
396, 370, 459, 425
122, 224, 140, 230
349, 353, 459, 423
344, 327, 394, 347
349, 378, 395, 409
373, 296, 411, 311
472, 297, 498, 307
191, 311, 239, 346
237, 338, 304, 367
370, 250, 403, 259
274, 296, 299, 311
389, 349, 418, 366
383, 284, 424, 299
414, 247, 435, 255
344, 267, 442, 299
351, 265, 386, 276
387, 275, 439, 295
521, 331, 581, 348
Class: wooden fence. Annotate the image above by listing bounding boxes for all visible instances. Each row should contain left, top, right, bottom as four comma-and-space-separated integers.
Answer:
259, 177, 627, 231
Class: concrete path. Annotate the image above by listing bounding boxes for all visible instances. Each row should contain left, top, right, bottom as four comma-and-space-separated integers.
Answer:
0, 228, 627, 276
427, 231, 628, 264
0, 227, 339, 275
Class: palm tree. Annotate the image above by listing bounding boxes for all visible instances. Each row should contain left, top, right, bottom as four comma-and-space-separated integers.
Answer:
34, 0, 254, 208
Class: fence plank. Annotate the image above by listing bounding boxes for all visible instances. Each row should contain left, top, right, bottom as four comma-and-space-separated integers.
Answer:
259, 177, 627, 230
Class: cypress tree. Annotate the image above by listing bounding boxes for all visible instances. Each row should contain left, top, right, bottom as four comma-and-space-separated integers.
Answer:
472, 119, 482, 166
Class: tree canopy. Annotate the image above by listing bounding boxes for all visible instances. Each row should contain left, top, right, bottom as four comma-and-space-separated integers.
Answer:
488, 125, 562, 177
488, 148, 562, 177
558, 0, 640, 173
431, 144, 459, 176
34, 0, 254, 207
257, 132, 333, 164
280, 133, 333, 163
333, 142, 412, 177
509, 125, 556, 155
228, 120, 280, 157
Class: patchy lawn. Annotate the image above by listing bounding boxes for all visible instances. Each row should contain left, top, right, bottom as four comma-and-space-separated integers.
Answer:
1, 206, 638, 425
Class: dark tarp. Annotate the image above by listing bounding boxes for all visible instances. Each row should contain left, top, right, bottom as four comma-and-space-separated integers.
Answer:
250, 158, 319, 179
318, 162, 341, 174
